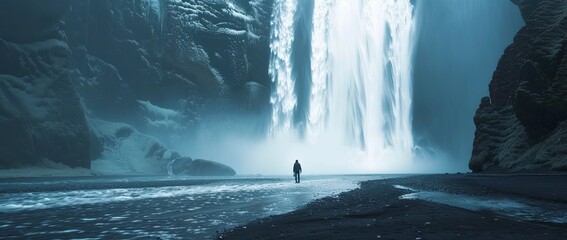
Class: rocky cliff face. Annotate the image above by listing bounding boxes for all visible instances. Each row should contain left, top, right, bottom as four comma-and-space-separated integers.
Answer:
66, 0, 272, 139
0, 0, 91, 169
0, 0, 272, 176
470, 0, 567, 172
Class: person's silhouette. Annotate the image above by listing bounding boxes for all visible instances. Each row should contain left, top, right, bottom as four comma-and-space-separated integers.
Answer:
293, 160, 302, 183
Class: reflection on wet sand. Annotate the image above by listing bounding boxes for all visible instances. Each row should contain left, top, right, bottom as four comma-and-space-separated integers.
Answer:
395, 185, 567, 224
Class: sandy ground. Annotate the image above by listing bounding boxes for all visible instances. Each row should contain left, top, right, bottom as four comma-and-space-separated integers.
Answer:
217, 174, 567, 240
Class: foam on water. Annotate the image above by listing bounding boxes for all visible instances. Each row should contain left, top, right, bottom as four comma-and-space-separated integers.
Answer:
0, 175, 389, 239
0, 177, 358, 212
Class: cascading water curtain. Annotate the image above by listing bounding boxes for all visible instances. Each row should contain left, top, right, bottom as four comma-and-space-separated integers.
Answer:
306, 0, 333, 142
269, 0, 298, 135
384, 0, 414, 157
269, 0, 415, 169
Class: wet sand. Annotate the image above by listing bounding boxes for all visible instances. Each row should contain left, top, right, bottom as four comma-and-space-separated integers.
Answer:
217, 174, 567, 239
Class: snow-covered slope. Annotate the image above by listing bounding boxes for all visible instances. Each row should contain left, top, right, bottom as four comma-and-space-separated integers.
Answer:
90, 119, 235, 176
89, 119, 169, 175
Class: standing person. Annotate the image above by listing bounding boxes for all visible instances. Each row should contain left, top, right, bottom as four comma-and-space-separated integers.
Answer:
293, 160, 302, 183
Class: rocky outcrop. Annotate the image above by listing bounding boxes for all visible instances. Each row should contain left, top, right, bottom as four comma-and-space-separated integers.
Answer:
66, 0, 273, 137
0, 0, 90, 169
0, 0, 273, 175
90, 119, 236, 176
168, 158, 237, 176
89, 119, 170, 174
470, 0, 567, 172
180, 159, 237, 176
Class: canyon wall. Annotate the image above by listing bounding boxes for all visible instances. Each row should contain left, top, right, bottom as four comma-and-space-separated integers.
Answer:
470, 0, 567, 172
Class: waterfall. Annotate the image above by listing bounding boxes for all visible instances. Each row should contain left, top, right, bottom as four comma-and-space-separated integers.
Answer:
269, 0, 415, 172
306, 0, 332, 142
384, 0, 415, 158
269, 0, 299, 135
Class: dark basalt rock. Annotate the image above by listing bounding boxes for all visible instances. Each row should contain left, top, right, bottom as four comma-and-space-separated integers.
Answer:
167, 155, 237, 176
511, 0, 540, 21
241, 81, 269, 111
470, 0, 567, 172
0, 0, 90, 169
0, 0, 70, 43
180, 159, 236, 176
167, 156, 193, 175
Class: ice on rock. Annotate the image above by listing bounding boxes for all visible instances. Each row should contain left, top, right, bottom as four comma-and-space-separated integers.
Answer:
89, 119, 169, 175
137, 100, 186, 131
168, 0, 260, 40
89, 118, 236, 176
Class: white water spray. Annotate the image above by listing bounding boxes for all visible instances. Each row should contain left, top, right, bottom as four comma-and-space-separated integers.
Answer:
269, 0, 298, 135
269, 0, 415, 173
306, 0, 333, 142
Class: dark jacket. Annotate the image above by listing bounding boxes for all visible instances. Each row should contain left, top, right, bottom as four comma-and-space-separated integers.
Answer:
293, 162, 302, 173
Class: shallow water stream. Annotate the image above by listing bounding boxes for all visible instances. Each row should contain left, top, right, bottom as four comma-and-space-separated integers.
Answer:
0, 175, 389, 239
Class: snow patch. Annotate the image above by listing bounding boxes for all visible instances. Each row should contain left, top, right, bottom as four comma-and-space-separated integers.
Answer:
137, 100, 186, 131
138, 100, 180, 119
89, 119, 168, 175
227, 2, 254, 22
217, 28, 247, 36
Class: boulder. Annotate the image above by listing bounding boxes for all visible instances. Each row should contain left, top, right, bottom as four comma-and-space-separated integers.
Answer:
166, 155, 193, 175
180, 159, 236, 176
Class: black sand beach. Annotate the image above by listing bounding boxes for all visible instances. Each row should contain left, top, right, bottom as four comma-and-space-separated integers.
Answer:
217, 174, 567, 239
